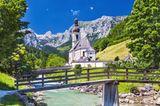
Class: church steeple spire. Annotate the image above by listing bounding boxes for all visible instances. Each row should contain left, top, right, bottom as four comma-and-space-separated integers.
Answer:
72, 18, 81, 47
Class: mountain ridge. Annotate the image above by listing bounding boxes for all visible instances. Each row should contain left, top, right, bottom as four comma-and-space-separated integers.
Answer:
24, 16, 126, 53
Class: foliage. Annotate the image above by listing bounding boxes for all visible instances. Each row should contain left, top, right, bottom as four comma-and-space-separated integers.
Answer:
2, 43, 48, 75
25, 46, 48, 69
74, 64, 82, 75
104, 62, 116, 72
0, 0, 28, 74
0, 72, 15, 90
94, 38, 109, 52
45, 54, 65, 80
0, 94, 24, 106
118, 59, 153, 70
46, 54, 65, 68
126, 0, 160, 68
114, 56, 120, 61
9, 44, 32, 75
57, 40, 72, 60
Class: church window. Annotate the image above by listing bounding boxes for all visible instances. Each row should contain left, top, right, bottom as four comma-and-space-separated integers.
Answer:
76, 34, 79, 41
83, 51, 85, 57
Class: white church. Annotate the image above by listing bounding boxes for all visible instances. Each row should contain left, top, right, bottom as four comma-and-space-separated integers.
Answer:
68, 19, 106, 67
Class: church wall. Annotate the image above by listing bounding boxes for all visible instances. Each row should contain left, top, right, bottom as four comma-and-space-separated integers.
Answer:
71, 61, 107, 68
69, 52, 73, 63
70, 49, 96, 63
74, 49, 85, 61
87, 51, 96, 61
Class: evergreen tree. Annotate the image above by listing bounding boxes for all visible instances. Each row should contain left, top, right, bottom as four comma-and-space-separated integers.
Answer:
0, 0, 28, 72
126, 0, 160, 68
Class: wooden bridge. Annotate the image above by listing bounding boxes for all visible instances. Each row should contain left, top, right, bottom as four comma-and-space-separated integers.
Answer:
15, 67, 160, 106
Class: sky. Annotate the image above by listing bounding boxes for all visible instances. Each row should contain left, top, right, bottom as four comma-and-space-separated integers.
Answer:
23, 0, 135, 34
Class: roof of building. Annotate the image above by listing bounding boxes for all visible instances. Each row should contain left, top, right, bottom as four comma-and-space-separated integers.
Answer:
70, 36, 95, 52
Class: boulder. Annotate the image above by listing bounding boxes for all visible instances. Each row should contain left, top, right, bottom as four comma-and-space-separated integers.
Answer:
156, 97, 160, 105
137, 87, 147, 92
142, 97, 154, 104
28, 103, 35, 106
144, 84, 153, 91
120, 93, 128, 98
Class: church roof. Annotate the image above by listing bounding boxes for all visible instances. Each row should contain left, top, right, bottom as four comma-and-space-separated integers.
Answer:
70, 36, 95, 52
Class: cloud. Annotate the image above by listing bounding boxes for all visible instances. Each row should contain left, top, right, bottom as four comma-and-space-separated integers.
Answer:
90, 7, 94, 10
70, 9, 80, 17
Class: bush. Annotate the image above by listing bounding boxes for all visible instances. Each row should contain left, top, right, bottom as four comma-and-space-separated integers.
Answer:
74, 64, 82, 75
114, 56, 120, 61
104, 62, 116, 72
130, 86, 140, 95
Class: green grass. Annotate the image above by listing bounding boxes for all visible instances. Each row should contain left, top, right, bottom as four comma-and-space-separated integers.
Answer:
0, 72, 27, 90
96, 40, 130, 61
0, 94, 24, 106
65, 68, 160, 93
0, 72, 30, 106
0, 72, 15, 90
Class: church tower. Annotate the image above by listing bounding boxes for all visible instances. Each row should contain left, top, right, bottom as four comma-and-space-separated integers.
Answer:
72, 18, 81, 47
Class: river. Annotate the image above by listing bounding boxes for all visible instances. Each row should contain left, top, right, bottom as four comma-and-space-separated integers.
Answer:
43, 89, 153, 106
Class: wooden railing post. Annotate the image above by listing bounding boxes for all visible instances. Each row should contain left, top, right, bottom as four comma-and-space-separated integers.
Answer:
65, 70, 68, 84
103, 81, 119, 106
87, 69, 90, 81
126, 68, 128, 80
42, 73, 44, 87
16, 77, 19, 90
107, 69, 110, 79
143, 70, 147, 80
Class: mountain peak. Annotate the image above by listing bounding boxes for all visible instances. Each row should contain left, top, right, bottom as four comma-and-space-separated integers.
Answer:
24, 16, 126, 48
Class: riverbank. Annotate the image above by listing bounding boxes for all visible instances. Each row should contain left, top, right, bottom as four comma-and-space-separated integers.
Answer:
70, 84, 160, 105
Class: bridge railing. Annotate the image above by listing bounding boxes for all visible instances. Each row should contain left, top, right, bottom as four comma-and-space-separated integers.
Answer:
15, 67, 160, 90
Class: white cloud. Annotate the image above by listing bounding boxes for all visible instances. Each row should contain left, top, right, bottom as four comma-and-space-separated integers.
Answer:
90, 7, 94, 10
70, 9, 80, 17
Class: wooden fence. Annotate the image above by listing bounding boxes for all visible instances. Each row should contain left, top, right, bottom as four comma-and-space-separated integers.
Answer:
15, 67, 160, 90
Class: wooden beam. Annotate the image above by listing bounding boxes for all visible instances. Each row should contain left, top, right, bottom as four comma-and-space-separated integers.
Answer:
103, 81, 119, 106
17, 79, 115, 93
118, 80, 160, 84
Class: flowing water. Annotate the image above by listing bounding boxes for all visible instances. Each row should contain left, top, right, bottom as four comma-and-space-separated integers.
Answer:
43, 89, 154, 106
44, 89, 101, 106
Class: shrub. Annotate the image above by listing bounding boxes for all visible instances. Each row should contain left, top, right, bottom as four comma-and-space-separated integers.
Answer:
74, 64, 82, 75
114, 56, 120, 61
104, 62, 116, 72
130, 86, 140, 95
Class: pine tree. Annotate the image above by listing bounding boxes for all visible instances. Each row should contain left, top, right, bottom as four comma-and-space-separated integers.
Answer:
0, 0, 28, 72
126, 0, 160, 68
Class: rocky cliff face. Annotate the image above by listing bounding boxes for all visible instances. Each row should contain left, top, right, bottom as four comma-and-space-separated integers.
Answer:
24, 16, 126, 49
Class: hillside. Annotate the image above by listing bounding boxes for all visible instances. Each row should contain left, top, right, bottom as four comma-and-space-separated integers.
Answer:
96, 40, 130, 61
0, 72, 15, 90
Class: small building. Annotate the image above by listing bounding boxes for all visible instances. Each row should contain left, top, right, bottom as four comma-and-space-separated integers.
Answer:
68, 19, 106, 67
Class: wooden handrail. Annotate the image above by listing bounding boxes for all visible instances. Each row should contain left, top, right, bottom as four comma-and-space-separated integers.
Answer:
15, 67, 160, 89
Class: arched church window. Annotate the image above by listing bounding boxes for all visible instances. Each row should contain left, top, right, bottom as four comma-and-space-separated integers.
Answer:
76, 34, 79, 41
83, 51, 85, 57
